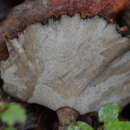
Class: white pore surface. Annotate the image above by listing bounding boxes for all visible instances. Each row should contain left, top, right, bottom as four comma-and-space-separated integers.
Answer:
1, 15, 130, 114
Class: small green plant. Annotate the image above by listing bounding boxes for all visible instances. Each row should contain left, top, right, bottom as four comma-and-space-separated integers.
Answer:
68, 121, 93, 130
68, 103, 130, 130
99, 103, 130, 130
99, 103, 120, 123
0, 102, 27, 130
105, 121, 130, 130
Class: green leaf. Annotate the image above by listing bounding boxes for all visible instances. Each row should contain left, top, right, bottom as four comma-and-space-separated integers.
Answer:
99, 104, 120, 123
68, 121, 94, 130
105, 121, 130, 130
1, 102, 27, 126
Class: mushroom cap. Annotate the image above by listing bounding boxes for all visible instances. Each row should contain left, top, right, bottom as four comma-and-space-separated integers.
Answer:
1, 15, 130, 114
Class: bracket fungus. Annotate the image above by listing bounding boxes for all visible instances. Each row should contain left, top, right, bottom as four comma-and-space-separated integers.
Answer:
0, 0, 130, 115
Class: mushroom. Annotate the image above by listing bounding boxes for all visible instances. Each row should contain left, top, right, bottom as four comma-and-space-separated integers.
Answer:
0, 0, 130, 128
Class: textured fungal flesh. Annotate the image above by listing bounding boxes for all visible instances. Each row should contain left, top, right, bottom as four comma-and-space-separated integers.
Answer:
1, 15, 130, 114
0, 0, 129, 61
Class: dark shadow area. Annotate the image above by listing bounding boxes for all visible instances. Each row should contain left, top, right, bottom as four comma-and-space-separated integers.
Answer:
0, 0, 24, 20
0, 76, 4, 88
119, 103, 130, 121
11, 0, 25, 7
116, 10, 130, 36
16, 103, 58, 130
78, 112, 102, 130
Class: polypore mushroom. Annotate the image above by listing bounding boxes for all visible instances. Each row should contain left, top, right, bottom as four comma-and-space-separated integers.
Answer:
1, 1, 130, 129
1, 13, 130, 114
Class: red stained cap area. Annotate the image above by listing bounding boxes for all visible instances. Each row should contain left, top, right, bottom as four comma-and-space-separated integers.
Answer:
0, 0, 129, 61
